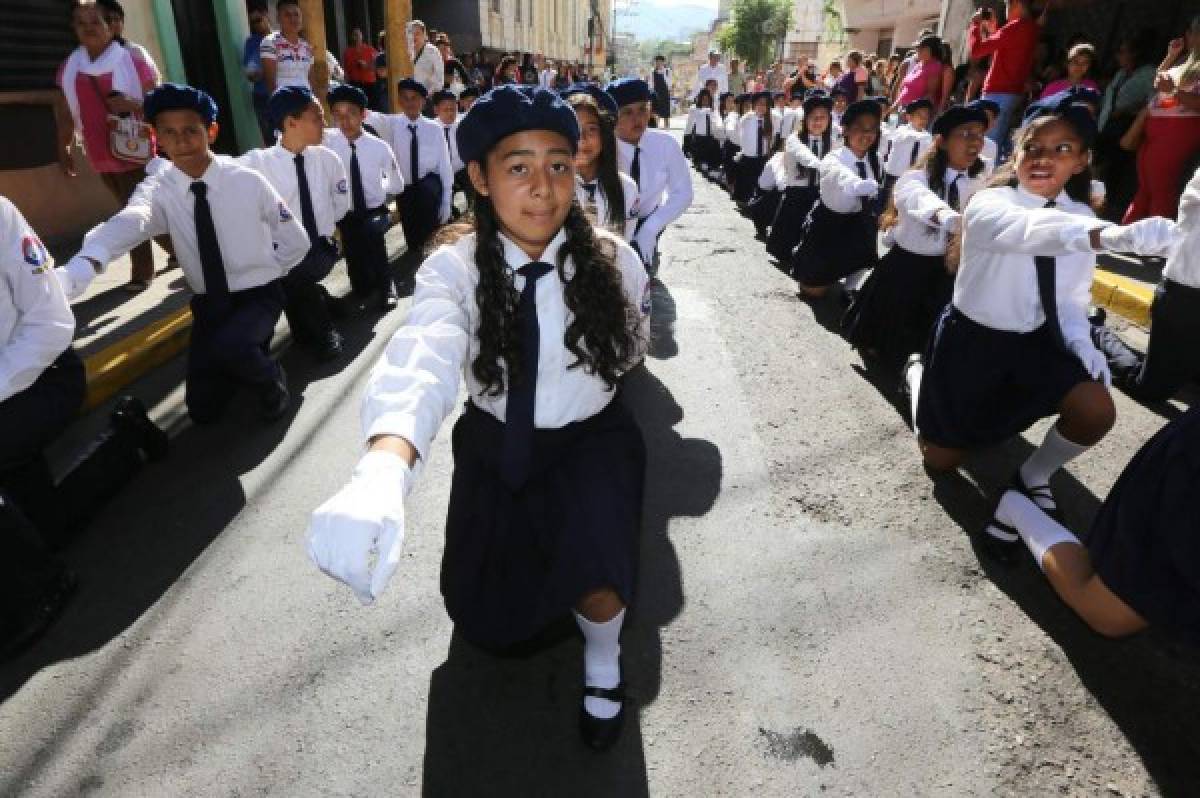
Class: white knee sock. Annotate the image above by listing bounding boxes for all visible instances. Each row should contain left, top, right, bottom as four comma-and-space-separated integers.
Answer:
905, 359, 924, 438
1020, 425, 1090, 503
995, 490, 1081, 572
574, 608, 625, 719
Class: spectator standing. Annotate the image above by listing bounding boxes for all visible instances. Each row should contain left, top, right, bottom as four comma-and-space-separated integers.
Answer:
436, 34, 469, 95
729, 58, 747, 95
934, 43, 957, 111
892, 35, 943, 114
651, 55, 672, 124
407, 19, 444, 95
97, 0, 160, 85
833, 51, 867, 101
1039, 42, 1099, 98
495, 55, 519, 85
58, 0, 164, 292
765, 60, 785, 93
538, 55, 555, 89
823, 60, 841, 88
243, 6, 273, 143
1094, 31, 1157, 219
694, 51, 728, 98
259, 0, 313, 93
968, 0, 1040, 151
342, 27, 378, 103
1124, 21, 1200, 222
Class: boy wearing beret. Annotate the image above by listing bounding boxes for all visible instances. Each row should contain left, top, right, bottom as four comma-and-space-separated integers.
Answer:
387, 78, 454, 262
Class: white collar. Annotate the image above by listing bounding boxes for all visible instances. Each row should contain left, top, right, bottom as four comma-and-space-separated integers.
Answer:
498, 228, 568, 273
1015, 184, 1070, 207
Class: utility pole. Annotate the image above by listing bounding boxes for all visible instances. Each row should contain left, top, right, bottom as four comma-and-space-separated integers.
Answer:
298, 0, 329, 101
386, 0, 414, 111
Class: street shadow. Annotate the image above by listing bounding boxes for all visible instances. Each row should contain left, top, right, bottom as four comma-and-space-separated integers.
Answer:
924, 439, 1200, 796
420, 365, 722, 796
647, 278, 679, 361
0, 304, 385, 710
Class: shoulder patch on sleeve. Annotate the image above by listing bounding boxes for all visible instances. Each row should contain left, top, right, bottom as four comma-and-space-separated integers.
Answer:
278, 202, 293, 222
22, 235, 49, 272
336, 178, 348, 194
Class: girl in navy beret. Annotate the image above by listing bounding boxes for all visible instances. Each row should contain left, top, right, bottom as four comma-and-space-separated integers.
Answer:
566, 91, 641, 242
308, 85, 651, 752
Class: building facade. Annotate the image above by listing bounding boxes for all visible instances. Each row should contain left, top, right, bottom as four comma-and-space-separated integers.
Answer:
413, 0, 608, 65
782, 0, 827, 63
839, 0, 941, 57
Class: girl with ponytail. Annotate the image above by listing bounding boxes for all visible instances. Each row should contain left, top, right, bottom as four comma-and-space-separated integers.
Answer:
308, 85, 650, 752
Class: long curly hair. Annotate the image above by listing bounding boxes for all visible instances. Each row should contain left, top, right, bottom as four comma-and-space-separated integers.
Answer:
467, 195, 642, 397
567, 95, 626, 233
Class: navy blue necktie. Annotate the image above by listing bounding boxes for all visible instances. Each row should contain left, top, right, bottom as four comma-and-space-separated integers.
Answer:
501, 261, 554, 491
581, 181, 597, 202
909, 139, 920, 166
946, 173, 961, 211
408, 124, 419, 185
807, 138, 820, 185
190, 181, 229, 298
631, 145, 641, 188
756, 119, 763, 156
1034, 200, 1069, 352
856, 160, 868, 212
293, 153, 319, 241
349, 141, 367, 213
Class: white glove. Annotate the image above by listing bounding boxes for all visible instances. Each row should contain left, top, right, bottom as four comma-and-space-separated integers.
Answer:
60, 255, 99, 300
1098, 217, 1179, 257
853, 178, 879, 198
306, 451, 411, 605
1072, 344, 1112, 387
938, 209, 963, 235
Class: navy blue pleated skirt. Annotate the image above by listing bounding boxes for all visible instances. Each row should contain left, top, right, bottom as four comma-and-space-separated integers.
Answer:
765, 185, 819, 263
748, 188, 781, 235
915, 305, 1093, 449
441, 399, 646, 651
1086, 406, 1200, 643
790, 201, 879, 286
842, 244, 952, 363
734, 155, 767, 203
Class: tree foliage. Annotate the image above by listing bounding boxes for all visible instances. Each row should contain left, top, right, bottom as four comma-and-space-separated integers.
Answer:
715, 0, 792, 71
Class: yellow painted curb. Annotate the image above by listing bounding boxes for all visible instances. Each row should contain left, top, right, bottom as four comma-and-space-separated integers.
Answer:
82, 306, 192, 409
1091, 269, 1154, 328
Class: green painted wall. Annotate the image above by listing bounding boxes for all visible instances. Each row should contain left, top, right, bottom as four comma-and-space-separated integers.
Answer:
150, 0, 186, 83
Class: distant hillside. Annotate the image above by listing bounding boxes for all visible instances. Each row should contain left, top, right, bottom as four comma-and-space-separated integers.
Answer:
618, 3, 715, 42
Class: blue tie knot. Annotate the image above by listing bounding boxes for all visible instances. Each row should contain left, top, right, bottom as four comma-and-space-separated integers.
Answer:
519, 261, 554, 282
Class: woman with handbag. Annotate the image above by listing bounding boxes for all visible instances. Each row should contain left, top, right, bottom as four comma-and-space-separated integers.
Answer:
57, 0, 164, 292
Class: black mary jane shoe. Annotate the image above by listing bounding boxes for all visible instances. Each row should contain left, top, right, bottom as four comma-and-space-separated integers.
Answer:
1009, 471, 1063, 524
579, 683, 627, 752
980, 514, 1023, 567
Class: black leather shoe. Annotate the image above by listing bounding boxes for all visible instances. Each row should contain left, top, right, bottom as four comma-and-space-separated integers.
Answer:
981, 515, 1023, 567
579, 683, 627, 752
259, 365, 290, 421
320, 285, 352, 319
110, 396, 169, 461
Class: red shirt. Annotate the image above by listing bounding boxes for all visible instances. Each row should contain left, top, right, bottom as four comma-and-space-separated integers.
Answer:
342, 44, 378, 84
968, 16, 1038, 95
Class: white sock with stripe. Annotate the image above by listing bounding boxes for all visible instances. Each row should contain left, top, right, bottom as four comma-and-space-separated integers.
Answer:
574, 608, 624, 720
995, 490, 1081, 572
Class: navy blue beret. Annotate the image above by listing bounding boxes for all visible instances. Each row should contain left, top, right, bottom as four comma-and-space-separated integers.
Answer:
931, 104, 989, 137
456, 85, 580, 166
268, 85, 317, 129
605, 78, 652, 107
904, 97, 934, 115
840, 98, 882, 129
735, 93, 751, 105
718, 91, 734, 106
144, 83, 218, 125
751, 90, 773, 107
327, 82, 367, 108
459, 86, 481, 100
802, 91, 833, 114
1022, 87, 1099, 144
396, 77, 428, 98
560, 82, 618, 115
693, 88, 714, 107
868, 95, 890, 109
788, 82, 806, 99
829, 86, 849, 99
430, 89, 457, 106
967, 98, 1000, 116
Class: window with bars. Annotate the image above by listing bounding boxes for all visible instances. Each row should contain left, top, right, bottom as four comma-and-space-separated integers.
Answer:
0, 0, 77, 91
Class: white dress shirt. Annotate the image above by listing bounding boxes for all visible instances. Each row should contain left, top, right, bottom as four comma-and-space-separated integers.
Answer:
883, 124, 933, 177
323, 128, 404, 212
78, 156, 310, 295
0, 197, 73, 403
737, 112, 775, 156
238, 144, 350, 238
411, 41, 444, 94
694, 63, 728, 97
757, 152, 787, 192
615, 128, 693, 263
723, 111, 740, 146
363, 110, 394, 153
576, 172, 640, 243
818, 147, 882, 214
361, 227, 649, 462
778, 107, 803, 140
439, 118, 463, 172
783, 133, 826, 188
954, 185, 1109, 355
1166, 166, 1200, 289
386, 113, 455, 223
891, 168, 986, 255
685, 108, 722, 140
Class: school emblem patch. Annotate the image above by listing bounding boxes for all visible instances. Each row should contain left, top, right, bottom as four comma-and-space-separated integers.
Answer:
336, 178, 348, 194
279, 202, 293, 222
21, 235, 48, 272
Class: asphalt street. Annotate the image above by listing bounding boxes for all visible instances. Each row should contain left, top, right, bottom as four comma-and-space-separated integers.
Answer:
2, 130, 1198, 797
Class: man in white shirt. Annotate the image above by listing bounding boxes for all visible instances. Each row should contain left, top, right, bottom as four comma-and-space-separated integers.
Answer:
407, 19, 444, 97
693, 51, 728, 99
1091, 166, 1199, 402
241, 87, 351, 361
327, 83, 404, 310
608, 77, 694, 268
64, 84, 308, 424
259, 0, 313, 93
388, 78, 454, 262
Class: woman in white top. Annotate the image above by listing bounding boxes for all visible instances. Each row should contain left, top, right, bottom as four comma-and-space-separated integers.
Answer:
564, 88, 640, 242
844, 105, 989, 364
306, 85, 649, 752
766, 90, 833, 263
903, 102, 1177, 561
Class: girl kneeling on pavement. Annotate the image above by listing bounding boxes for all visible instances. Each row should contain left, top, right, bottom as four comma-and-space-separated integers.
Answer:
765, 90, 833, 264
733, 91, 777, 206
306, 85, 651, 752
843, 104, 989, 365
902, 98, 1178, 557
